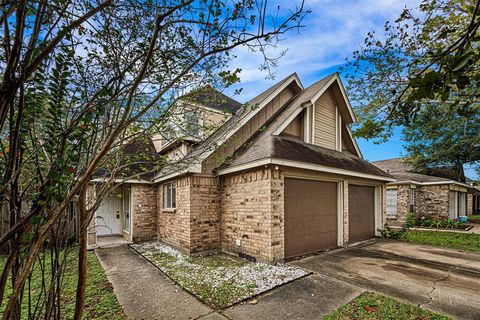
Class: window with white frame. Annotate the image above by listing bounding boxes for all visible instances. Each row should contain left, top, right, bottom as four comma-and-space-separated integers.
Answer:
409, 188, 415, 213
449, 191, 458, 219
123, 185, 131, 231
386, 189, 398, 218
163, 183, 176, 209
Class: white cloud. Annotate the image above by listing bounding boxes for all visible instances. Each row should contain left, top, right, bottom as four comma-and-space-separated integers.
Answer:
227, 0, 421, 102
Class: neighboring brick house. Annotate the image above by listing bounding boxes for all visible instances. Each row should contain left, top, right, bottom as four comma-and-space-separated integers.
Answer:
88, 73, 395, 262
466, 177, 480, 215
372, 158, 471, 226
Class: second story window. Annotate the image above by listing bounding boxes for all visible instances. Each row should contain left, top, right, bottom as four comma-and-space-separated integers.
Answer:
185, 111, 201, 138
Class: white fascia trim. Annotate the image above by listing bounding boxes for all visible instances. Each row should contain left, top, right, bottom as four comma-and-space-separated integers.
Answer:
333, 74, 357, 123
158, 139, 178, 153
195, 74, 303, 161
310, 74, 356, 123
220, 74, 303, 143
153, 163, 202, 183
272, 101, 311, 136
387, 180, 470, 188
218, 158, 396, 182
346, 126, 363, 158
90, 178, 153, 184
310, 76, 337, 106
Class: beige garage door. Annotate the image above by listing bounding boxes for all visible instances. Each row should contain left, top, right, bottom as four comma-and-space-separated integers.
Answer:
349, 184, 375, 243
285, 178, 338, 258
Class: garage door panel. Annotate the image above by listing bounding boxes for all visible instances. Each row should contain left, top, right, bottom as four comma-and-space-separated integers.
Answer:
285, 178, 338, 258
349, 184, 375, 243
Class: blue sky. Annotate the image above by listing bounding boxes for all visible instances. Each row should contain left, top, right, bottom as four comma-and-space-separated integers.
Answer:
226, 0, 478, 179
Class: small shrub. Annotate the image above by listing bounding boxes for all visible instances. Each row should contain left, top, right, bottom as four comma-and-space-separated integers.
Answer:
417, 217, 465, 229
378, 224, 408, 239
468, 215, 480, 224
405, 213, 417, 228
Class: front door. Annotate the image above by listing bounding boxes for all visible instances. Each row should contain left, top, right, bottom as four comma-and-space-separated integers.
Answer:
96, 195, 122, 236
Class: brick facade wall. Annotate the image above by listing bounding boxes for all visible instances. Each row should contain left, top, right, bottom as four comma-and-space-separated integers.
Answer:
157, 176, 191, 252
220, 167, 283, 262
416, 184, 450, 219
387, 184, 411, 226
387, 184, 452, 225
152, 168, 386, 262
190, 175, 221, 252
131, 184, 158, 242
157, 174, 221, 253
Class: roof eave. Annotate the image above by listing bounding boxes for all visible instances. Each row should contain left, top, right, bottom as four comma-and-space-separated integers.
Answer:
218, 157, 395, 182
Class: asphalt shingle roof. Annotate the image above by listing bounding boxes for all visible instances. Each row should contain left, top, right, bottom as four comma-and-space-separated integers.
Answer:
372, 158, 463, 184
181, 85, 242, 114
218, 74, 392, 179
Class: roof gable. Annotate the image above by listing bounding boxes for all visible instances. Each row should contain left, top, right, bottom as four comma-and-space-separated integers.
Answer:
181, 85, 242, 114
153, 73, 303, 181
272, 73, 361, 157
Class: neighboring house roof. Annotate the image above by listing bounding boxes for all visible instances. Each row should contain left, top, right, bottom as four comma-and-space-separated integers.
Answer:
92, 139, 163, 182
372, 158, 468, 186
181, 85, 242, 114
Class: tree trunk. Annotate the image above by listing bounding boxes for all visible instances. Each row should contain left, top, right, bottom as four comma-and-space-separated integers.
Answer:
73, 185, 88, 320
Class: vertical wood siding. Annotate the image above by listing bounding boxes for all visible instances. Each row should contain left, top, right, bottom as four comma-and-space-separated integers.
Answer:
282, 110, 304, 139
314, 89, 337, 149
203, 86, 295, 172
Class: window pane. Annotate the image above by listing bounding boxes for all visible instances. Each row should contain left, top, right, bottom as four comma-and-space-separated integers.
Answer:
167, 184, 172, 208
164, 184, 169, 208
459, 192, 466, 216
123, 186, 130, 231
449, 191, 458, 218
386, 190, 397, 217
172, 184, 176, 208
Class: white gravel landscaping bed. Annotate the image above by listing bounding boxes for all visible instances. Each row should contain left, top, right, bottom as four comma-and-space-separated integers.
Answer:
131, 241, 308, 309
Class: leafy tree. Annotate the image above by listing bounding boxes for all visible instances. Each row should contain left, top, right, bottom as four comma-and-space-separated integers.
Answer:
403, 103, 480, 173
0, 1, 307, 319
342, 0, 480, 171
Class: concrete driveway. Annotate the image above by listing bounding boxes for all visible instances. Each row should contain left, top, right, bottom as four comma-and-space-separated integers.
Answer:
290, 239, 480, 319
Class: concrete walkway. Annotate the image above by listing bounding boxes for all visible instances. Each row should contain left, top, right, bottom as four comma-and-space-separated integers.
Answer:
96, 245, 364, 320
95, 245, 223, 320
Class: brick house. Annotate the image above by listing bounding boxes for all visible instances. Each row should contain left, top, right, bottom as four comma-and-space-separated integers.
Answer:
466, 177, 480, 216
87, 73, 395, 262
372, 158, 471, 226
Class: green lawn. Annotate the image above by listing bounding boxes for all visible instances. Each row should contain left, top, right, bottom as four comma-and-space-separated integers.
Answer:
400, 230, 480, 253
468, 214, 480, 224
323, 292, 449, 320
0, 251, 127, 319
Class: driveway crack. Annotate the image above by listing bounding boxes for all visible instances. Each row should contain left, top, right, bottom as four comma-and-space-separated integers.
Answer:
421, 261, 471, 307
